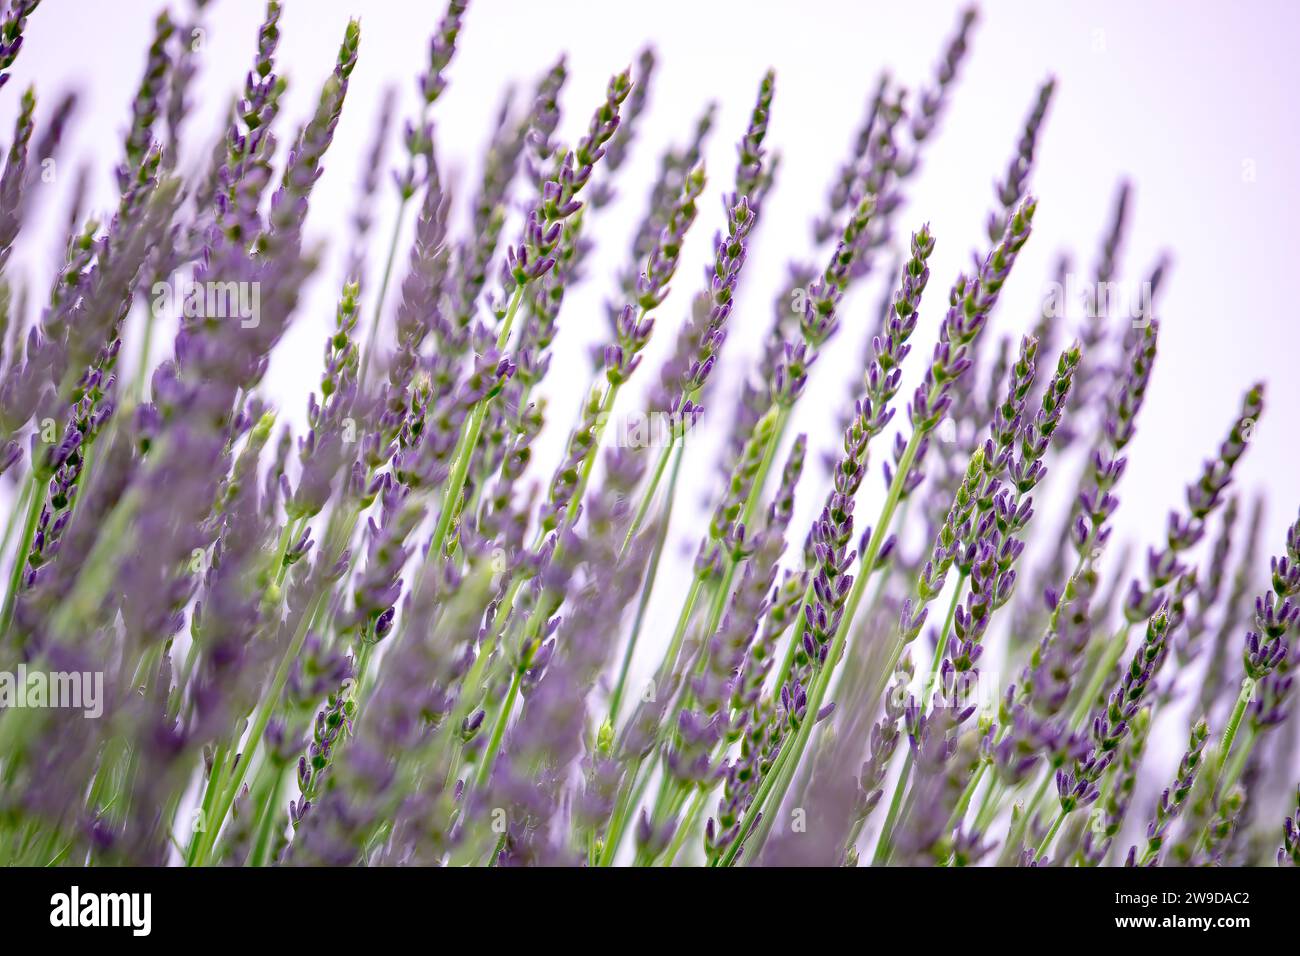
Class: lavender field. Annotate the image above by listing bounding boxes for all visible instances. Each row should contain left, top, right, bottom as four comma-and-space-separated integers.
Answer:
0, 0, 1297, 870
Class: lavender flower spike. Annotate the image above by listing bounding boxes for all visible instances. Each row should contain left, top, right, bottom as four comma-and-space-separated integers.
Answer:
1132, 717, 1209, 865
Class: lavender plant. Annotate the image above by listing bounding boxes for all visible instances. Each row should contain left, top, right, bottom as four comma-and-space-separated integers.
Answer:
0, 0, 1294, 871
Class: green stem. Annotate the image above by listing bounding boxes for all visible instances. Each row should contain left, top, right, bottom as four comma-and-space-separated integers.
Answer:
598, 753, 654, 866
273, 515, 306, 588
828, 536, 904, 707
0, 472, 43, 636
660, 577, 706, 694
609, 442, 682, 723
660, 787, 705, 866
473, 668, 521, 791
1213, 678, 1255, 797
598, 573, 707, 866
973, 776, 1005, 832
873, 576, 965, 861
739, 405, 791, 530
185, 746, 226, 865
358, 197, 411, 388
1034, 806, 1068, 861
248, 764, 287, 867
563, 382, 621, 529
0, 469, 33, 559
1002, 766, 1053, 862
721, 430, 923, 866
1219, 728, 1254, 798
926, 577, 967, 698
132, 302, 157, 403
190, 588, 323, 866
620, 440, 675, 557
870, 749, 913, 865
422, 284, 525, 581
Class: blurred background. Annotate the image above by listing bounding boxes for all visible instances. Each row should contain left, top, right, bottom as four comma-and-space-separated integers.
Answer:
5, 0, 1298, 834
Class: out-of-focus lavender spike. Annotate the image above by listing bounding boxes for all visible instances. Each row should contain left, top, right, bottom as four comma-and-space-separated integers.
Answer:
418, 0, 469, 108
0, 84, 35, 276
986, 77, 1054, 243
118, 10, 174, 190
1201, 494, 1265, 715
345, 87, 397, 285
1057, 180, 1131, 446
1169, 496, 1240, 679
846, 651, 913, 852
814, 71, 888, 244
1132, 717, 1209, 865
453, 85, 529, 334
910, 5, 977, 144
613, 101, 714, 315
590, 45, 655, 209
486, 497, 652, 865
162, 6, 206, 168
769, 194, 876, 408
262, 19, 359, 253
1124, 383, 1263, 624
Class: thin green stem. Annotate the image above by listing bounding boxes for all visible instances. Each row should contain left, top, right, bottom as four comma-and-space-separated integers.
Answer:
473, 668, 521, 792
660, 576, 706, 695
974, 776, 1005, 832
660, 787, 705, 866
926, 577, 967, 697
598, 754, 654, 866
598, 573, 707, 865
563, 382, 621, 529
359, 198, 411, 388
132, 303, 157, 403
873, 576, 965, 861
739, 405, 790, 530
870, 749, 913, 865
185, 746, 226, 865
0, 472, 43, 636
190, 588, 323, 866
621, 441, 675, 557
1220, 731, 1253, 796
0, 468, 33, 559
721, 430, 922, 866
1212, 678, 1254, 797
422, 284, 526, 585
248, 764, 287, 867
1002, 766, 1053, 862
1034, 806, 1068, 861
609, 442, 682, 723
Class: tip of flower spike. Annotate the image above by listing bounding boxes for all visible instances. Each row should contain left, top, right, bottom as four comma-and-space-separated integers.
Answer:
252, 410, 278, 442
